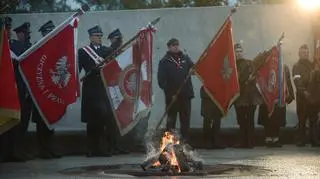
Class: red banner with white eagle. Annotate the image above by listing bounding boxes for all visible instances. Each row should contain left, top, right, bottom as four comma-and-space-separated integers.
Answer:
256, 46, 285, 116
195, 16, 239, 115
101, 29, 153, 136
18, 18, 79, 128
0, 28, 20, 134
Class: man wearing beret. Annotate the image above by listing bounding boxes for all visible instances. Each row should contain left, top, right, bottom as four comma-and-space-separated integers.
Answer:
78, 25, 115, 157
157, 38, 194, 142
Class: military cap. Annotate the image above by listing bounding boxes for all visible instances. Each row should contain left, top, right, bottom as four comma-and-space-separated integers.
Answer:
234, 43, 243, 50
88, 25, 103, 36
38, 20, 55, 33
167, 38, 179, 47
13, 22, 31, 33
107, 28, 122, 39
4, 16, 12, 29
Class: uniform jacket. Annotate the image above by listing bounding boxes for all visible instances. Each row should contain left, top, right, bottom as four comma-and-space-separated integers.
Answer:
10, 39, 32, 102
235, 58, 261, 106
78, 43, 113, 124
157, 51, 194, 102
292, 58, 313, 100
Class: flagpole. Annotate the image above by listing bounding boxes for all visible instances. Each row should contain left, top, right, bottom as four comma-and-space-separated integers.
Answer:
16, 4, 90, 60
154, 5, 239, 131
278, 33, 284, 106
80, 17, 161, 82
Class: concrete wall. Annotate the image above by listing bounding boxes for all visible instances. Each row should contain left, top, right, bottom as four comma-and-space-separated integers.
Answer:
7, 5, 313, 131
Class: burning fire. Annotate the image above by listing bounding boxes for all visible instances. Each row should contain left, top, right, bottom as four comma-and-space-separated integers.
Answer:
153, 131, 181, 173
141, 131, 204, 173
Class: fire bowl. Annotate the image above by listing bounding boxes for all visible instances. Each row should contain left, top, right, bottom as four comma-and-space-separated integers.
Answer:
59, 163, 271, 177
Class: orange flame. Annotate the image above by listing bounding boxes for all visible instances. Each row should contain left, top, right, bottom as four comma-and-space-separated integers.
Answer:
153, 131, 181, 172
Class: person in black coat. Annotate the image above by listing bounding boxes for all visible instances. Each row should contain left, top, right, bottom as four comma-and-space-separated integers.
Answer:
1, 21, 33, 163
78, 25, 113, 157
157, 38, 194, 141
258, 65, 294, 147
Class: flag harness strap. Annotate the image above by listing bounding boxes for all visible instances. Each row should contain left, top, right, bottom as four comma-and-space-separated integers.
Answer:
82, 45, 104, 65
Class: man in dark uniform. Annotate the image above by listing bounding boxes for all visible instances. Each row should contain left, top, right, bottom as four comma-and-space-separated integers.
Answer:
11, 22, 33, 159
157, 38, 194, 142
258, 64, 295, 147
292, 44, 314, 147
108, 28, 123, 52
200, 86, 225, 149
78, 25, 113, 157
234, 43, 261, 149
30, 20, 61, 159
38, 20, 55, 37
105, 29, 130, 155
1, 22, 33, 162
0, 16, 26, 163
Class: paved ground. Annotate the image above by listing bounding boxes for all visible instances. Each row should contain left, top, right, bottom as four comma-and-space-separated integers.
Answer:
1, 145, 320, 178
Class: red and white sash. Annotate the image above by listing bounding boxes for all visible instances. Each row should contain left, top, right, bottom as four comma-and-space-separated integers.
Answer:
82, 45, 104, 65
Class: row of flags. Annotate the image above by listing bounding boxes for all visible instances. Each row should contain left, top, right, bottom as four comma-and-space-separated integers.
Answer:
0, 7, 288, 135
195, 15, 286, 117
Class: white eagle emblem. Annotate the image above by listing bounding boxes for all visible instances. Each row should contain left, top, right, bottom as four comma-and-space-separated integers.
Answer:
50, 56, 71, 88
221, 56, 233, 80
125, 73, 137, 95
267, 69, 277, 92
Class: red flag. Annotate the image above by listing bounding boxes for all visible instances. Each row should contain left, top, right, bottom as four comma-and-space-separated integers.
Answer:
195, 16, 239, 115
18, 18, 79, 127
256, 46, 283, 116
101, 29, 154, 136
0, 29, 20, 134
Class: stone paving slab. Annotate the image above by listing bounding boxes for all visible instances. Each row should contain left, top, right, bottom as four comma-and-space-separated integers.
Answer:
1, 146, 320, 179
